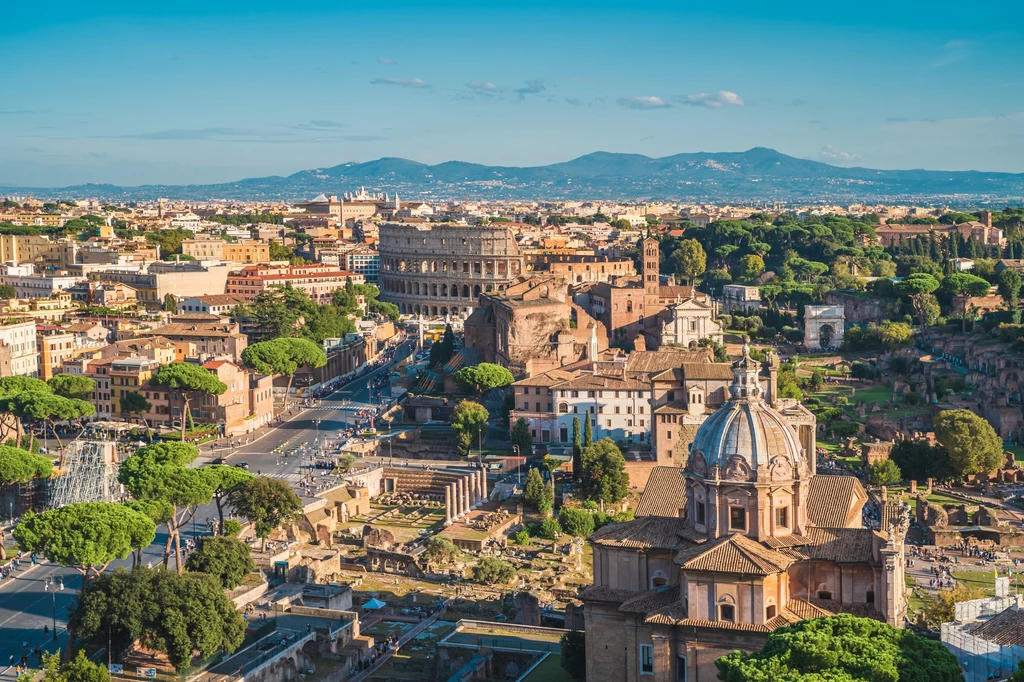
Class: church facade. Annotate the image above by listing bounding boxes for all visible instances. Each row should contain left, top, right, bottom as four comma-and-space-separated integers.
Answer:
581, 347, 909, 681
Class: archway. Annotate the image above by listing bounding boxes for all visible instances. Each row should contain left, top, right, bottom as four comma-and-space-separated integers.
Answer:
818, 324, 835, 349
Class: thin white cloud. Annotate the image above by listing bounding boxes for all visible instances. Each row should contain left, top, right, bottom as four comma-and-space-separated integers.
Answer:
677, 91, 745, 109
514, 80, 546, 99
819, 144, 859, 162
96, 127, 292, 141
467, 81, 498, 91
617, 96, 670, 110
378, 57, 398, 65
944, 39, 970, 50
787, 98, 809, 107
371, 77, 429, 88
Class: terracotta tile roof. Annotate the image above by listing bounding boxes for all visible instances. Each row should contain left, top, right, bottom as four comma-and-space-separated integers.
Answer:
785, 598, 835, 620
677, 534, 794, 575
645, 613, 773, 632
806, 475, 866, 528
679, 363, 734, 380
577, 585, 638, 604
635, 466, 687, 519
589, 516, 691, 550
968, 606, 1024, 646
625, 349, 713, 374
653, 400, 690, 414
553, 374, 649, 391
778, 527, 880, 565
618, 585, 680, 614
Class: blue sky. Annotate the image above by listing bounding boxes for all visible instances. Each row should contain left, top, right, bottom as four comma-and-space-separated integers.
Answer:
2, 0, 1023, 187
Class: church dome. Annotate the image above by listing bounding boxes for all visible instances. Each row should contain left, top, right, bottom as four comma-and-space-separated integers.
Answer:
688, 345, 803, 478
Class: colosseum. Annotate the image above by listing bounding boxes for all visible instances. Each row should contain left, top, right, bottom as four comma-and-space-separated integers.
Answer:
378, 223, 524, 317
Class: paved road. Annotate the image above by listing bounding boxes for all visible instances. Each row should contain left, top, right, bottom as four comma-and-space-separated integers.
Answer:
0, 338, 419, 677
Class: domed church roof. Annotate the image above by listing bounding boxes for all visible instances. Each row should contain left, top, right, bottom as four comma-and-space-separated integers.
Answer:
689, 345, 803, 476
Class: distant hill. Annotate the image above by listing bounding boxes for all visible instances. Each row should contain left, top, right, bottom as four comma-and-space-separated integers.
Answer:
4, 148, 1024, 204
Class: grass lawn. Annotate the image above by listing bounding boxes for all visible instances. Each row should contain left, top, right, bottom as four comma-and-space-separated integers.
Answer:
953, 571, 999, 596
926, 491, 972, 507
521, 655, 565, 682
1006, 446, 1024, 463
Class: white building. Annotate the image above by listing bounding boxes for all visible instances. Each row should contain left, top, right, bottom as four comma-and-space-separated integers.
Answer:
0, 263, 83, 299
177, 294, 247, 315
721, 284, 761, 314
551, 375, 652, 445
0, 320, 40, 377
941, 578, 1024, 682
345, 250, 380, 283
660, 296, 724, 347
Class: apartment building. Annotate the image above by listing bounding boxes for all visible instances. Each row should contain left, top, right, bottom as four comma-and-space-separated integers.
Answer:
109, 357, 164, 422
176, 294, 246, 316
87, 261, 230, 309
226, 263, 365, 303
0, 320, 40, 377
345, 249, 380, 283
181, 239, 271, 263
37, 331, 75, 381
135, 321, 248, 362
0, 264, 83, 299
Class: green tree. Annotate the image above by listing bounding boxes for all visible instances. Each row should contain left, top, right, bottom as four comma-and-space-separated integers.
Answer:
523, 467, 546, 508
809, 368, 825, 392
715, 614, 961, 682
118, 442, 214, 572
451, 400, 488, 456
0, 445, 52, 483
13, 502, 155, 588
335, 453, 357, 472
150, 363, 227, 441
13, 390, 95, 470
276, 337, 327, 410
538, 516, 561, 539
559, 507, 596, 537
571, 416, 583, 482
429, 324, 456, 368
933, 409, 1003, 477
163, 293, 177, 312
119, 391, 152, 437
1000, 268, 1023, 325
452, 363, 515, 393
889, 438, 951, 483
232, 476, 303, 550
184, 536, 255, 589
69, 566, 245, 671
924, 583, 986, 627
560, 630, 586, 681
579, 438, 629, 504
867, 459, 903, 486
896, 272, 941, 330
472, 556, 516, 585
199, 464, 254, 534
422, 536, 459, 569
671, 239, 706, 284
583, 415, 593, 447
510, 418, 533, 458
738, 253, 765, 281
0, 284, 15, 299
942, 272, 992, 332
368, 300, 400, 322
47, 374, 96, 400
39, 650, 110, 682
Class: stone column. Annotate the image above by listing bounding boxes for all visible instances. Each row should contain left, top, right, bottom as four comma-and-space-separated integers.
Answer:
469, 473, 478, 508
445, 485, 453, 524
462, 476, 471, 515
479, 468, 487, 503
456, 479, 466, 518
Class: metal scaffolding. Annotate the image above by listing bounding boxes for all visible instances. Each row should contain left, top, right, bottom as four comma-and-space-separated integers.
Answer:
48, 441, 120, 509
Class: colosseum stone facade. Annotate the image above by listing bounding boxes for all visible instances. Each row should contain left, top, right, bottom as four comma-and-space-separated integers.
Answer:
378, 223, 524, 317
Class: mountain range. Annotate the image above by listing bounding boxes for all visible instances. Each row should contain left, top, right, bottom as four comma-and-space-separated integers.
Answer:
5, 148, 1024, 204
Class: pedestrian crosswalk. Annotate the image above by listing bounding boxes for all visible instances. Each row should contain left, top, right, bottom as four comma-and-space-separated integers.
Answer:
303, 405, 372, 412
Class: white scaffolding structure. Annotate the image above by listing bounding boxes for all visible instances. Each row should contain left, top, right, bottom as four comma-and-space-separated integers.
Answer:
48, 441, 120, 509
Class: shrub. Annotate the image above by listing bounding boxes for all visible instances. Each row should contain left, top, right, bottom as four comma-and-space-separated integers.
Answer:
538, 517, 561, 540
512, 529, 530, 545
559, 507, 596, 537
223, 519, 242, 536
472, 556, 516, 585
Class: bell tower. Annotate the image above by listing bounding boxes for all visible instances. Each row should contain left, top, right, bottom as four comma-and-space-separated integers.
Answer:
641, 237, 659, 295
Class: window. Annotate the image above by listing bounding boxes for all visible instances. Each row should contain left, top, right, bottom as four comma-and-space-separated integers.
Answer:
615, 406, 621, 414
666, 431, 672, 439
729, 507, 746, 531
640, 644, 654, 675
677, 656, 687, 682
719, 604, 735, 623
606, 419, 612, 427
817, 590, 833, 601
775, 507, 789, 529
766, 604, 777, 620
866, 590, 875, 604
696, 501, 706, 525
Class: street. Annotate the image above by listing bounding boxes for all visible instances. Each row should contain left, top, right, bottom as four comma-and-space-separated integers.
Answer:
0, 338, 417, 677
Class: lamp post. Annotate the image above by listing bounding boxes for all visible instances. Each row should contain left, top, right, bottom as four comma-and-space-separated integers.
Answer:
315, 419, 321, 457
388, 421, 393, 466
511, 445, 520, 485
44, 576, 63, 638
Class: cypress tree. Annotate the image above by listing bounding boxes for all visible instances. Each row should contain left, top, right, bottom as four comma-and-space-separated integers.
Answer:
583, 414, 593, 447
571, 416, 582, 482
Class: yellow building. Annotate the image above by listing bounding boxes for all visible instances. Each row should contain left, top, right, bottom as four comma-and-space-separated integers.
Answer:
0, 213, 65, 227
109, 357, 161, 419
182, 239, 270, 263
38, 332, 75, 381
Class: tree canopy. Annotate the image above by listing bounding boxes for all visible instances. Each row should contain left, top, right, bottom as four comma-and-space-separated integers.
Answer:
578, 438, 630, 504
510, 418, 533, 458
13, 502, 156, 586
0, 445, 53, 483
232, 476, 303, 548
472, 556, 516, 585
70, 566, 245, 671
450, 400, 489, 456
715, 614, 962, 682
184, 536, 255, 589
453, 362, 515, 393
933, 409, 1004, 477
47, 374, 96, 400
150, 363, 227, 440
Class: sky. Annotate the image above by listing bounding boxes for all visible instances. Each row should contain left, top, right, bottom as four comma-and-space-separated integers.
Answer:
1, 0, 1023, 187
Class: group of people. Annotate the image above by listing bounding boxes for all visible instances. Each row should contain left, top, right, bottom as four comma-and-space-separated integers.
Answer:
0, 552, 37, 584
349, 633, 400, 677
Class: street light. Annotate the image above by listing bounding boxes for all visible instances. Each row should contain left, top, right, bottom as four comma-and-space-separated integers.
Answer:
314, 419, 322, 456
511, 445, 520, 485
44, 576, 63, 639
